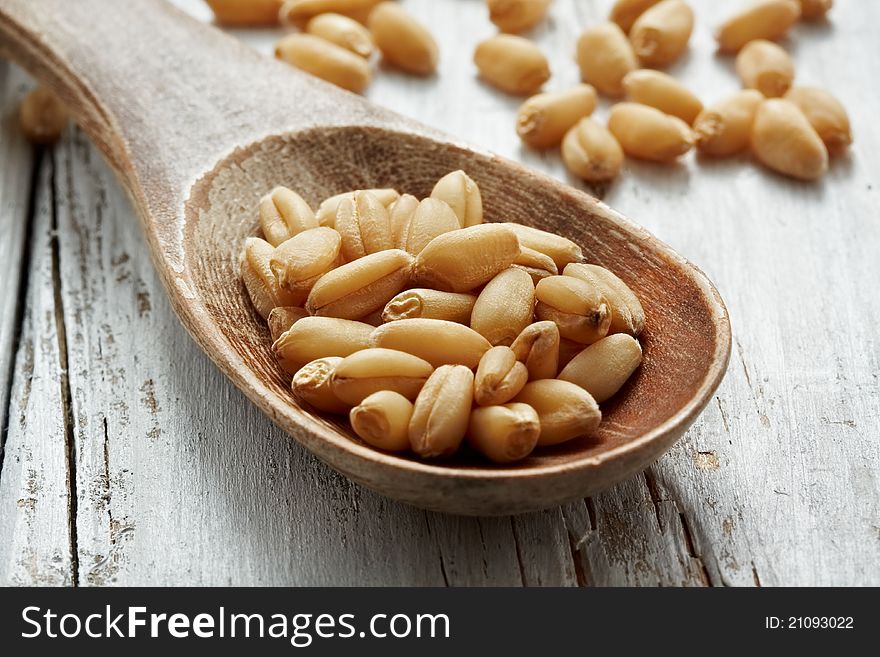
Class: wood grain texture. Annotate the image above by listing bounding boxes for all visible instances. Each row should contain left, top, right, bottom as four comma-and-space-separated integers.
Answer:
0, 65, 34, 452
1, 0, 879, 585
0, 149, 75, 585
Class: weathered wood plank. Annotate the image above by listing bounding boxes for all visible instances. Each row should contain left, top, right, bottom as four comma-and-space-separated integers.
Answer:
425, 514, 524, 586
511, 509, 579, 586
0, 149, 75, 586
0, 64, 35, 450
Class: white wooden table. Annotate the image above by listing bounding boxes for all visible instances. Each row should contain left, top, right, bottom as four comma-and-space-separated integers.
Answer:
1, 0, 877, 586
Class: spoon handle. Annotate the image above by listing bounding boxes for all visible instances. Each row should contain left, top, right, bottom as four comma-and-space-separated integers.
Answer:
0, 0, 385, 200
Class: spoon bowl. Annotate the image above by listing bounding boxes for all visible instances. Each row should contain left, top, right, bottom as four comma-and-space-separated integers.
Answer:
2, 0, 730, 515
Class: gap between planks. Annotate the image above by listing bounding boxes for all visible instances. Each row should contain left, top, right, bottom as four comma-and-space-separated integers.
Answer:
47, 150, 81, 586
0, 150, 42, 485
0, 145, 82, 584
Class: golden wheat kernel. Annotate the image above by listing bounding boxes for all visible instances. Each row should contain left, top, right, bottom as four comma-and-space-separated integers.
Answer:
335, 190, 394, 260
269, 227, 342, 301
535, 275, 601, 315
502, 223, 582, 270
19, 87, 67, 145
330, 348, 434, 405
398, 198, 461, 255
534, 275, 611, 344
467, 403, 540, 463
408, 365, 475, 458
474, 35, 551, 96
316, 189, 399, 228
735, 40, 795, 98
413, 224, 520, 293
784, 86, 852, 153
716, 0, 801, 53
693, 90, 764, 156
561, 118, 625, 183
273, 316, 373, 372
610, 0, 662, 33
576, 23, 637, 98
474, 346, 530, 406
516, 85, 598, 149
487, 0, 552, 33
306, 249, 414, 319
798, 0, 832, 20
558, 333, 643, 403
292, 357, 350, 413
259, 186, 318, 247
563, 263, 645, 337
513, 247, 558, 284
751, 99, 828, 180
470, 268, 536, 346
350, 390, 414, 452
268, 306, 310, 342
371, 318, 492, 368
368, 2, 439, 75
629, 0, 693, 67
280, 0, 385, 27
623, 69, 703, 124
306, 12, 374, 57
608, 102, 694, 162
275, 33, 371, 93
388, 193, 419, 248
205, 0, 284, 25
382, 289, 478, 324
535, 304, 611, 345
513, 379, 601, 446
430, 170, 483, 227
241, 237, 299, 319
510, 321, 560, 380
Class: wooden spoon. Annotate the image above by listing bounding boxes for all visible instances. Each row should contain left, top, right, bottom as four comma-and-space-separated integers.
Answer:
0, 0, 731, 516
